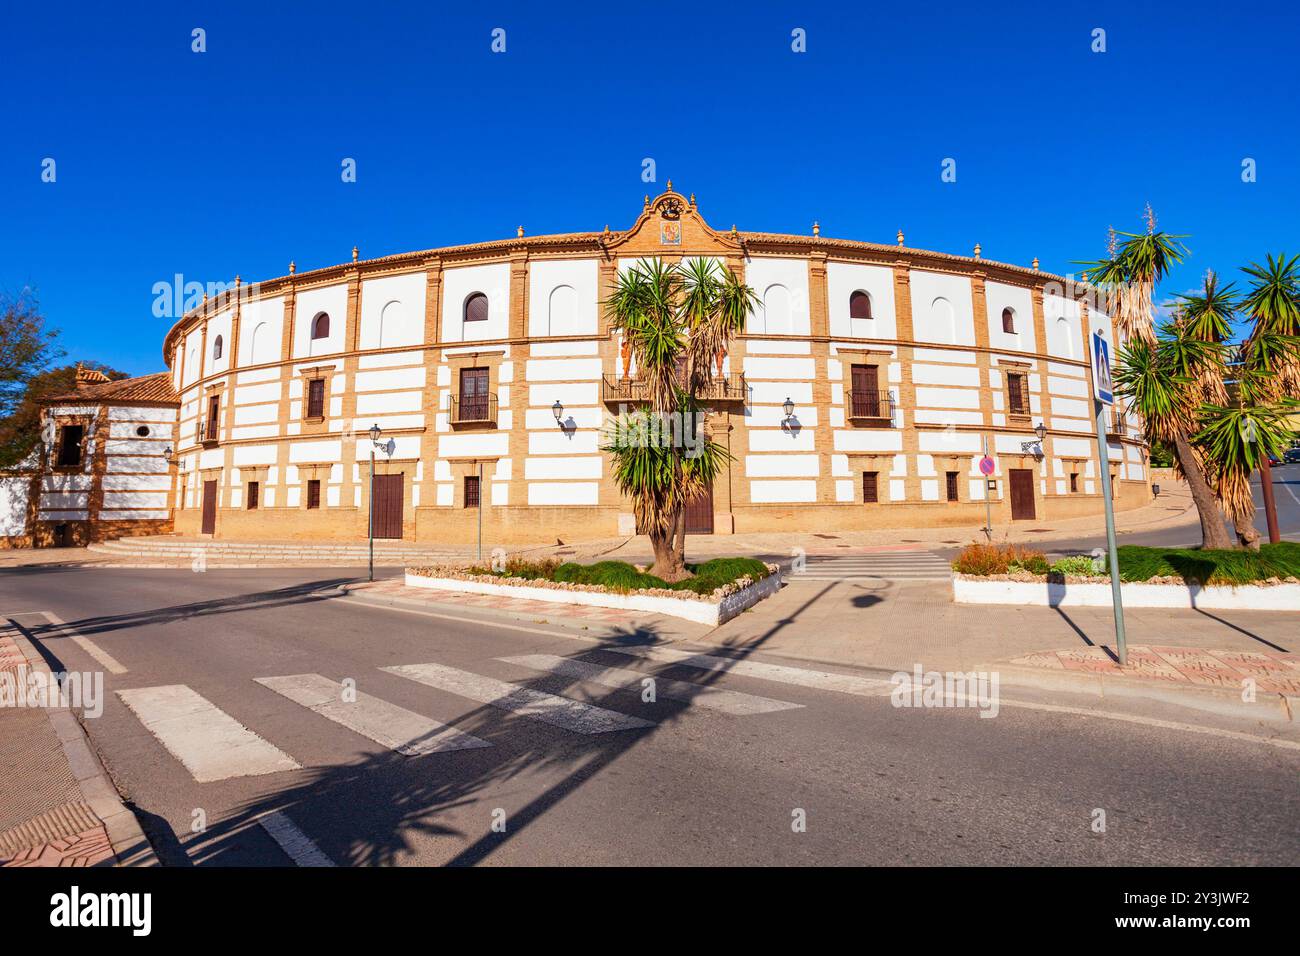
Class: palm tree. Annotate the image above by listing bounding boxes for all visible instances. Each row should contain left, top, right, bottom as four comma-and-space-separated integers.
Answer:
1240, 253, 1300, 398
1082, 211, 1236, 547
602, 258, 755, 580
1113, 327, 1236, 550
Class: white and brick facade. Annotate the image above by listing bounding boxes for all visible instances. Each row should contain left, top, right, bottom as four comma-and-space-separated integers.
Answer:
67, 187, 1147, 545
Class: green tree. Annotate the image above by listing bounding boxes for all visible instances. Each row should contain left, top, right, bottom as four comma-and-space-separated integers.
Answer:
602, 258, 756, 580
0, 290, 62, 421
0, 362, 127, 468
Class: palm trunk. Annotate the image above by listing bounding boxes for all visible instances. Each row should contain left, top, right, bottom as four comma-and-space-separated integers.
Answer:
1233, 512, 1261, 551
1171, 432, 1234, 550
650, 519, 688, 582
671, 505, 687, 569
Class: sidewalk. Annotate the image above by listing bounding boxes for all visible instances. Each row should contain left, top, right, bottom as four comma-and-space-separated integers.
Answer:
0, 618, 155, 867
0, 482, 1197, 571
343, 562, 1298, 725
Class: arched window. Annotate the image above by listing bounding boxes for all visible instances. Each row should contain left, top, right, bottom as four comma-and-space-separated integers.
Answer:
464, 292, 489, 323
212, 335, 223, 360
849, 290, 872, 320
1055, 317, 1073, 358
379, 300, 402, 348
547, 285, 577, 335
763, 284, 792, 334
250, 322, 269, 363
1002, 307, 1016, 334
931, 297, 956, 343
311, 312, 330, 340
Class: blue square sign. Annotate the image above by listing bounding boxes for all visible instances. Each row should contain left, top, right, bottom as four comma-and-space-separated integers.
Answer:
1092, 331, 1114, 406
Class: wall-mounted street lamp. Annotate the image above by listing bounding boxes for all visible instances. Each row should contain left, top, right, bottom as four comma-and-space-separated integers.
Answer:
782, 397, 795, 422
1021, 422, 1048, 461
367, 424, 383, 582
552, 400, 565, 427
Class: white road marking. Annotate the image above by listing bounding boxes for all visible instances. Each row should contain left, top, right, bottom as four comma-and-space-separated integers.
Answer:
992, 696, 1300, 751
382, 662, 654, 734
254, 674, 490, 755
116, 685, 301, 782
499, 654, 804, 716
606, 646, 895, 697
22, 610, 128, 674
258, 811, 335, 867
337, 598, 585, 641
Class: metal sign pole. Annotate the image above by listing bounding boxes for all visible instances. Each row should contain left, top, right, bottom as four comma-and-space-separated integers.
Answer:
368, 445, 375, 583
1090, 332, 1126, 666
477, 460, 483, 563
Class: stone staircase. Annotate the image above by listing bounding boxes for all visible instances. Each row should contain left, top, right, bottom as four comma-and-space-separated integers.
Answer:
86, 535, 484, 568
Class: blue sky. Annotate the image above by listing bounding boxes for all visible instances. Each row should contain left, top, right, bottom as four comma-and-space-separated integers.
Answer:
3, 1, 1296, 376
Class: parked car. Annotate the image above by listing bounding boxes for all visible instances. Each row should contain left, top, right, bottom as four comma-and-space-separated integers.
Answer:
1284, 447, 1300, 464
1266, 452, 1283, 466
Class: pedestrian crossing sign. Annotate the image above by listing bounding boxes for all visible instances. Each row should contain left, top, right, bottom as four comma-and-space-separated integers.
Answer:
1092, 332, 1114, 406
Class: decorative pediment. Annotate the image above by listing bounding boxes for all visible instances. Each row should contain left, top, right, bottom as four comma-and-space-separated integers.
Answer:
604, 184, 743, 258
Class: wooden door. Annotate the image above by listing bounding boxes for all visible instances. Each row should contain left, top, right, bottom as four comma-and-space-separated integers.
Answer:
684, 481, 714, 535
850, 364, 880, 417
372, 473, 404, 539
459, 368, 488, 420
201, 480, 217, 534
1008, 469, 1035, 520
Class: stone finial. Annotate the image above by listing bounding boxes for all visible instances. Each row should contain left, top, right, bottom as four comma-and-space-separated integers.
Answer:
644, 195, 650, 211
517, 225, 525, 238
666, 179, 672, 192
731, 224, 738, 238
897, 229, 905, 246
235, 274, 241, 286
1032, 256, 1039, 271
352, 246, 359, 263
689, 192, 695, 206
812, 221, 820, 237
973, 242, 982, 259
289, 261, 296, 275
603, 224, 610, 236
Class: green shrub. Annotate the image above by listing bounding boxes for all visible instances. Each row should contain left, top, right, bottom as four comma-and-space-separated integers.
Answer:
1050, 555, 1100, 576
1114, 542, 1300, 585
952, 543, 1050, 576
497, 556, 773, 595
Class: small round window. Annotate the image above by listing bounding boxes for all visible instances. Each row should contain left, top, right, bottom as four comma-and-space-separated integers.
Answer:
136, 425, 151, 437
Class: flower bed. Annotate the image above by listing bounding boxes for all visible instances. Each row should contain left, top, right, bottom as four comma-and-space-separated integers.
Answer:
405, 558, 782, 625
951, 542, 1300, 609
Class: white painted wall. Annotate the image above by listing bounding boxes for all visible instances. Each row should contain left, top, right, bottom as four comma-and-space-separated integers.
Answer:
1044, 293, 1082, 359
293, 283, 349, 358
359, 272, 426, 350
985, 281, 1035, 353
442, 263, 510, 342
204, 310, 233, 377
909, 271, 975, 345
827, 262, 896, 339
528, 259, 598, 337
745, 258, 810, 335
239, 296, 285, 367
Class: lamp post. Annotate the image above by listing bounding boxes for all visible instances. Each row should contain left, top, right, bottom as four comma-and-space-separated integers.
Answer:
367, 423, 382, 582
552, 400, 564, 427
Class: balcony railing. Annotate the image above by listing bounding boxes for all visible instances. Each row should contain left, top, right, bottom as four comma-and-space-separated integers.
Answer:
450, 393, 498, 427
196, 419, 219, 446
601, 373, 747, 406
846, 389, 896, 425
1107, 414, 1128, 438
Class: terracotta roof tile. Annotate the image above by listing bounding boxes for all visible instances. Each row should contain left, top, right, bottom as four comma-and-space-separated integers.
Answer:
43, 371, 178, 405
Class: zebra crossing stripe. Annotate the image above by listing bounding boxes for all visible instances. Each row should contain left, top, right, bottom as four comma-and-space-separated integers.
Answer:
606, 646, 894, 697
258, 811, 335, 867
382, 662, 654, 734
116, 685, 300, 783
498, 654, 804, 716
254, 674, 491, 756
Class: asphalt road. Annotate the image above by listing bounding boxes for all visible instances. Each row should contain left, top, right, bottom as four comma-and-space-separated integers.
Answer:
3, 566, 1296, 866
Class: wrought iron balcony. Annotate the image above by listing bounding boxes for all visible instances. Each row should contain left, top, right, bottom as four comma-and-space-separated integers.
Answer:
601, 373, 747, 406
1107, 413, 1128, 438
196, 419, 219, 447
846, 389, 896, 426
450, 393, 498, 427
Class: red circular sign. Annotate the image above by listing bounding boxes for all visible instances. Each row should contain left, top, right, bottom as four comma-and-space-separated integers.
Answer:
979, 455, 996, 476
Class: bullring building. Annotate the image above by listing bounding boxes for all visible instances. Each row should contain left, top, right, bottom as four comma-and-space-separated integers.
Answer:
16, 186, 1149, 546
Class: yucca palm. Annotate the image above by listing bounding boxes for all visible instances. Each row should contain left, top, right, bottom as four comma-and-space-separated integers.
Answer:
1240, 252, 1300, 399
603, 258, 754, 580
1078, 208, 1189, 346
1114, 329, 1235, 549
